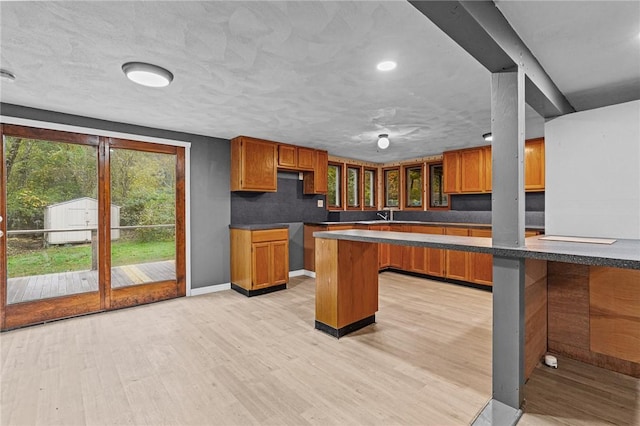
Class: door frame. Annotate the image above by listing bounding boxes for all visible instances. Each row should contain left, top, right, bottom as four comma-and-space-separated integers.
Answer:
0, 119, 191, 330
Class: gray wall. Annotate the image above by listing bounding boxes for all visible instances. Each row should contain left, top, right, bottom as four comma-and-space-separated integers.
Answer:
230, 172, 327, 271
1, 103, 231, 288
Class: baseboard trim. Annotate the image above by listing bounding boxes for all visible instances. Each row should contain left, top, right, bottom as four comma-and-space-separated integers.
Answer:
289, 269, 306, 277
189, 283, 231, 296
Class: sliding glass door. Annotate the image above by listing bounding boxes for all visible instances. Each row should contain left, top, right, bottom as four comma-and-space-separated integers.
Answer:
0, 125, 185, 330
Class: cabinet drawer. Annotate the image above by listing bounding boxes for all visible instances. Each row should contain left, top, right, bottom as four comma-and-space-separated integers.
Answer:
251, 229, 288, 243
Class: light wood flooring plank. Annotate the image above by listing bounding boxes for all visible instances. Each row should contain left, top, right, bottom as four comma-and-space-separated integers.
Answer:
1, 272, 638, 426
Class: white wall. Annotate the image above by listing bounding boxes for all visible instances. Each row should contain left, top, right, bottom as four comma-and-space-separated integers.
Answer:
545, 100, 640, 239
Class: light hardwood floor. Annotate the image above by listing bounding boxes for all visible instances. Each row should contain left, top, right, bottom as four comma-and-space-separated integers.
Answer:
1, 272, 638, 425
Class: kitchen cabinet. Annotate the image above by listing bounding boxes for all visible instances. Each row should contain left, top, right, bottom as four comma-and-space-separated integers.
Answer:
408, 225, 445, 275
445, 227, 469, 281
483, 146, 492, 192
389, 224, 406, 269
460, 148, 485, 193
278, 144, 315, 171
443, 138, 545, 194
443, 151, 460, 194
525, 138, 545, 191
303, 150, 328, 194
230, 227, 289, 296
469, 228, 493, 285
231, 136, 277, 192
369, 224, 391, 269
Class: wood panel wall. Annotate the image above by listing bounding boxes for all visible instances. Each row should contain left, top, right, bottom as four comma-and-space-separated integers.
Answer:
547, 262, 640, 377
524, 259, 548, 380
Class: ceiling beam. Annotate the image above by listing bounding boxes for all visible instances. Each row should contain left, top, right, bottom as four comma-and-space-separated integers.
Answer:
408, 0, 575, 118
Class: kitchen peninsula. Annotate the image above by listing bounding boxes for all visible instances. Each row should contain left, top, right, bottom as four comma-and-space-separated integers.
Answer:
314, 229, 640, 378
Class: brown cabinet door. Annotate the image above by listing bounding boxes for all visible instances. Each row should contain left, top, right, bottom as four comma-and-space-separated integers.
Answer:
297, 147, 315, 170
278, 144, 297, 168
271, 240, 289, 285
460, 148, 484, 193
469, 228, 493, 286
252, 242, 272, 289
303, 150, 328, 194
389, 225, 404, 268
423, 226, 445, 277
443, 151, 460, 193
231, 137, 277, 192
525, 138, 545, 191
445, 228, 469, 280
484, 146, 492, 192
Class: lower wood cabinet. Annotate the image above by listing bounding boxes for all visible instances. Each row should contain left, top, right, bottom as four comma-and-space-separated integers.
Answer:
409, 226, 445, 276
303, 223, 540, 288
469, 229, 493, 286
231, 227, 289, 296
445, 227, 470, 281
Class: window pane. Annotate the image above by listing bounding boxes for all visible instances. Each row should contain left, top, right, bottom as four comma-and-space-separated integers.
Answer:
110, 148, 176, 288
385, 169, 399, 207
406, 166, 423, 207
328, 164, 341, 207
5, 137, 98, 304
429, 164, 449, 207
347, 167, 359, 207
364, 169, 375, 207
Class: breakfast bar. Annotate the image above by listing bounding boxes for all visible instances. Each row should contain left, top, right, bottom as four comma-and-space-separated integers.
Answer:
314, 229, 640, 419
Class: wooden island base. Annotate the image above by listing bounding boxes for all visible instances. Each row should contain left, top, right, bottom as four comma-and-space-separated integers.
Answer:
314, 238, 378, 338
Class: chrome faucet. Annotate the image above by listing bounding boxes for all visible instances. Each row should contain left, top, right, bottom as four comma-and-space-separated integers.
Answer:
377, 212, 388, 221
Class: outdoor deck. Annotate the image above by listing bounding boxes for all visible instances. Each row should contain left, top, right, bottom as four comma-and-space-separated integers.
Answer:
7, 260, 176, 304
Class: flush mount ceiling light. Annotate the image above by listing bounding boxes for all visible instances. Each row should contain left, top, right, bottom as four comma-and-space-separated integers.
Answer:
377, 134, 390, 150
0, 69, 16, 82
483, 132, 493, 142
122, 62, 173, 87
376, 61, 397, 71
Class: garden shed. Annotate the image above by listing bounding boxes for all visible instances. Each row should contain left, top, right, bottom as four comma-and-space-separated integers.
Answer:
44, 197, 120, 244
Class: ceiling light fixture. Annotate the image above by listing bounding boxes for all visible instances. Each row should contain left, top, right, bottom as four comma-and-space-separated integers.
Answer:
376, 61, 397, 71
122, 62, 173, 87
483, 132, 493, 142
0, 69, 16, 82
377, 134, 390, 150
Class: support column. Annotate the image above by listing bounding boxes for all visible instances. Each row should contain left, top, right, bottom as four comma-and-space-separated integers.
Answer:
473, 69, 527, 426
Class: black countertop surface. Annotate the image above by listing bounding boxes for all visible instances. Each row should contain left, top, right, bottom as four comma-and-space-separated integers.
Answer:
229, 223, 289, 230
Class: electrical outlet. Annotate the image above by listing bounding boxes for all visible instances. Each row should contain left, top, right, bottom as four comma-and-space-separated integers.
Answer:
298, 172, 304, 180
317, 199, 324, 208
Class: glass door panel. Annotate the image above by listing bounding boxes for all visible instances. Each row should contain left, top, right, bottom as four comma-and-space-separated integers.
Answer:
4, 136, 99, 304
109, 148, 176, 288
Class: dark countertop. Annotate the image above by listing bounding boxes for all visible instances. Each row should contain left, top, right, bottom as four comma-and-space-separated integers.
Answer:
229, 223, 289, 230
312, 230, 640, 270
304, 221, 545, 232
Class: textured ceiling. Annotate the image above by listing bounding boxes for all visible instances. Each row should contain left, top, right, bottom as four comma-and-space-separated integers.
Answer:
495, 0, 640, 111
0, 1, 636, 162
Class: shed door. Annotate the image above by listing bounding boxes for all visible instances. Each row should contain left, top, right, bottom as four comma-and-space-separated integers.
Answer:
0, 125, 186, 330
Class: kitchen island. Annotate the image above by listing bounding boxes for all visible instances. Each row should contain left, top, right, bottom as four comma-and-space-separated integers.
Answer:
313, 229, 640, 378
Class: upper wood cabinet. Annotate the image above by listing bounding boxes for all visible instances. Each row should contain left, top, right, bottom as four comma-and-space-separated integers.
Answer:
460, 148, 484, 193
303, 150, 328, 194
443, 151, 460, 194
483, 146, 492, 192
278, 145, 315, 171
525, 138, 545, 191
443, 138, 545, 194
231, 136, 277, 192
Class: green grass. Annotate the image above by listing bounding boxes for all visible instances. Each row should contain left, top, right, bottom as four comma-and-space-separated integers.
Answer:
7, 240, 175, 278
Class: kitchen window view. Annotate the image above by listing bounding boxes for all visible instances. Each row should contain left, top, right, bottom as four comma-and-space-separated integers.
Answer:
429, 163, 448, 208
327, 163, 341, 208
347, 166, 360, 208
405, 165, 423, 208
363, 168, 376, 208
384, 168, 399, 207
